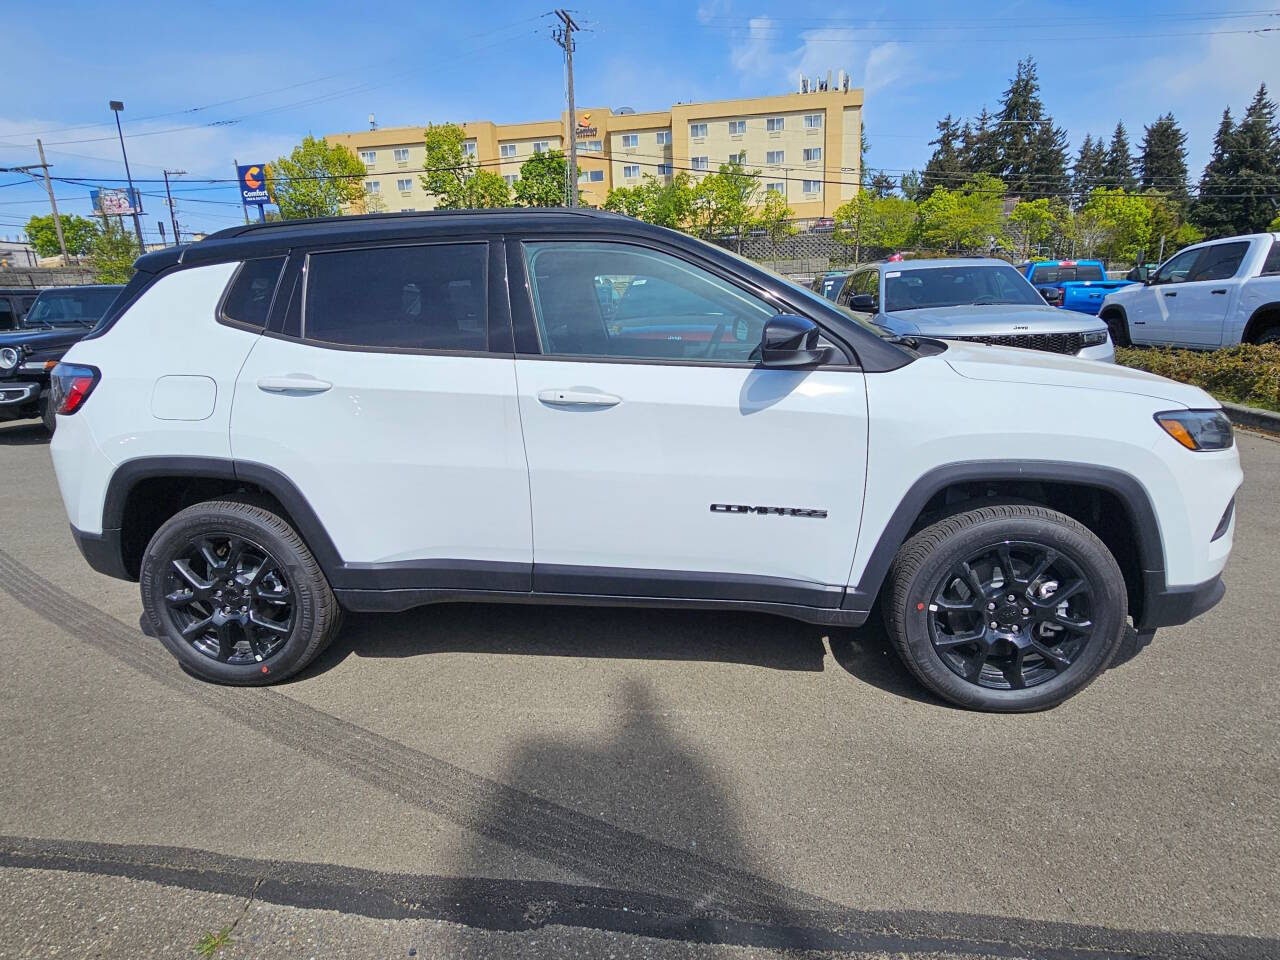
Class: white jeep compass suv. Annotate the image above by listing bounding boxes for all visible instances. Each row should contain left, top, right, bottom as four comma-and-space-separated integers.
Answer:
49, 211, 1242, 711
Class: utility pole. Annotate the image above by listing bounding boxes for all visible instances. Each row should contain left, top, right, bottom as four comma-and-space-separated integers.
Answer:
36, 141, 68, 265
108, 100, 145, 249
163, 169, 186, 245
553, 9, 580, 208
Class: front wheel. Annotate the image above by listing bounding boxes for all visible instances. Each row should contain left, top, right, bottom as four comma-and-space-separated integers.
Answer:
883, 504, 1127, 711
1102, 311, 1131, 348
39, 395, 56, 434
140, 499, 342, 684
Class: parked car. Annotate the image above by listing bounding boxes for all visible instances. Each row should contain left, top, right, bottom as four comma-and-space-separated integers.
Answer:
1099, 233, 1280, 348
1017, 260, 1136, 315
0, 285, 124, 430
0, 287, 43, 330
809, 217, 835, 234
837, 259, 1114, 361
50, 210, 1239, 711
813, 270, 851, 301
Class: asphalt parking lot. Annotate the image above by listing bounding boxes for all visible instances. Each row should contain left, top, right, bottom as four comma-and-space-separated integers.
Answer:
0, 418, 1276, 960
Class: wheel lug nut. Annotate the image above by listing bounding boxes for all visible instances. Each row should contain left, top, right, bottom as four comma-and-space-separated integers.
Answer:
1022, 607, 1030, 616
215, 590, 222, 598
990, 621, 998, 629
1012, 625, 1020, 633
1007, 594, 1016, 602
987, 602, 996, 610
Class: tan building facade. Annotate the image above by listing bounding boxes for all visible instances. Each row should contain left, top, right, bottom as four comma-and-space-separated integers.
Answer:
327, 85, 863, 222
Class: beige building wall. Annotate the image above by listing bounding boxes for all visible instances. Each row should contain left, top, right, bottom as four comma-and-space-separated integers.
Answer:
326, 86, 862, 221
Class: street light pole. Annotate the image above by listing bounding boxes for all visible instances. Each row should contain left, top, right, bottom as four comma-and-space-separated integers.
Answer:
163, 169, 186, 245
109, 100, 145, 249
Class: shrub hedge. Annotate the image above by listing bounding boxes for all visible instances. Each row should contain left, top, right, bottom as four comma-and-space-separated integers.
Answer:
1115, 344, 1280, 413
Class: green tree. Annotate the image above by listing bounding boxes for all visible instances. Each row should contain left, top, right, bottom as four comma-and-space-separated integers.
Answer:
691, 161, 761, 246
833, 191, 874, 263
1102, 122, 1137, 191
989, 58, 1068, 199
24, 213, 99, 257
1228, 84, 1280, 234
922, 114, 965, 195
1082, 188, 1152, 264
916, 175, 1007, 253
1072, 133, 1107, 205
420, 122, 510, 209
863, 194, 918, 250
603, 173, 696, 229
513, 149, 571, 207
753, 190, 796, 261
867, 172, 898, 198
961, 107, 999, 177
1192, 109, 1238, 238
1139, 113, 1189, 206
1006, 197, 1058, 258
268, 135, 366, 219
88, 216, 141, 283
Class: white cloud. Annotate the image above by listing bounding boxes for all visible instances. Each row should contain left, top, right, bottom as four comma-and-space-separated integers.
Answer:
697, 0, 732, 26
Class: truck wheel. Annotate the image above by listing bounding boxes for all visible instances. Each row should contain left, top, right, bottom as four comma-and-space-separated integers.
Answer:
883, 504, 1126, 712
140, 499, 342, 685
1102, 311, 1130, 348
39, 396, 56, 434
1256, 327, 1280, 346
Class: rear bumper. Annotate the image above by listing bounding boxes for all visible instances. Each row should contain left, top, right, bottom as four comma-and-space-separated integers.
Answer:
69, 525, 132, 581
1136, 573, 1225, 630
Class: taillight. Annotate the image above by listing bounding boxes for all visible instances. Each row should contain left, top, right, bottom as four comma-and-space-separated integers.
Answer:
49, 363, 100, 416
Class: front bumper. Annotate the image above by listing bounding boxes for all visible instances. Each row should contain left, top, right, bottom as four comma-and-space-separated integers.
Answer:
1136, 573, 1226, 630
0, 381, 40, 405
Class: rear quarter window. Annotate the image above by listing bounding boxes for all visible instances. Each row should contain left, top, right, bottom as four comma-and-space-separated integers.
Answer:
220, 257, 286, 329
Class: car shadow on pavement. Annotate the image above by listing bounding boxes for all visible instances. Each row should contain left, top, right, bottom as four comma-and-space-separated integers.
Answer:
0, 420, 49, 446
304, 603, 831, 676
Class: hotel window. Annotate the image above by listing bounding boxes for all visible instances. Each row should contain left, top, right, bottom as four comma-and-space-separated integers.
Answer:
396, 178, 412, 193
393, 147, 410, 163
802, 179, 822, 193
766, 150, 784, 165
728, 120, 746, 135
364, 180, 380, 194
500, 143, 517, 158
766, 117, 785, 132
623, 164, 641, 178
656, 130, 671, 145
657, 163, 673, 175
503, 174, 518, 187
691, 156, 710, 171
728, 151, 746, 165
766, 181, 785, 194
359, 150, 376, 166
533, 141, 550, 153
578, 169, 605, 182
689, 122, 708, 139
621, 134, 638, 148
462, 141, 477, 157
803, 147, 823, 162
578, 140, 603, 153
804, 113, 823, 129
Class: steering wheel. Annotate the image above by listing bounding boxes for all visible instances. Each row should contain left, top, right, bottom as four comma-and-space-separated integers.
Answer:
703, 321, 729, 358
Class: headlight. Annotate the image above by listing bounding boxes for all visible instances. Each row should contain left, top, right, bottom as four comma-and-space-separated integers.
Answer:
1155, 410, 1234, 451
1080, 329, 1109, 347
0, 347, 18, 370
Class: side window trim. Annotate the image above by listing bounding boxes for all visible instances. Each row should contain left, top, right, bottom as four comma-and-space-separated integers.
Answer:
216, 255, 288, 332
505, 235, 853, 367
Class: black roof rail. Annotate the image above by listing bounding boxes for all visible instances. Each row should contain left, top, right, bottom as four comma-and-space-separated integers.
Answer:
206, 207, 623, 241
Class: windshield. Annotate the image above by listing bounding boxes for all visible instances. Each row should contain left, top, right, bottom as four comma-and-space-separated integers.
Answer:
819, 274, 847, 300
24, 289, 120, 328
885, 265, 1044, 312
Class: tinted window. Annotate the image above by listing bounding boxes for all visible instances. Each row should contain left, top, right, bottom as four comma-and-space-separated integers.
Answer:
884, 265, 1042, 311
1154, 247, 1201, 284
523, 241, 777, 362
24, 288, 121, 327
1030, 264, 1105, 283
1189, 241, 1250, 282
221, 257, 284, 328
1264, 240, 1280, 277
0, 299, 13, 328
304, 243, 487, 351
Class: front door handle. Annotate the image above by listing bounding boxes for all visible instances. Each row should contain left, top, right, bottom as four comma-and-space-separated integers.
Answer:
257, 375, 332, 394
537, 388, 621, 407
1163, 291, 1177, 297
1211, 289, 1228, 295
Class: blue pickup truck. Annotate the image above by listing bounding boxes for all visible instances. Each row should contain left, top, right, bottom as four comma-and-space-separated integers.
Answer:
1017, 260, 1136, 316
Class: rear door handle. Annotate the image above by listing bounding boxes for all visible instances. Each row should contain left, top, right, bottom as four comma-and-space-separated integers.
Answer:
1163, 291, 1177, 297
537, 388, 621, 407
257, 375, 332, 394
1211, 289, 1227, 295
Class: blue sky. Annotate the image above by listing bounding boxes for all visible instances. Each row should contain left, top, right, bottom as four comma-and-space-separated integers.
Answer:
1, 0, 1275, 242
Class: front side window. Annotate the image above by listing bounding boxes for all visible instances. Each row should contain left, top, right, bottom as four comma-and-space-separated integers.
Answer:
1154, 247, 1203, 284
221, 257, 285, 329
522, 241, 779, 363
304, 244, 487, 352
1189, 241, 1250, 282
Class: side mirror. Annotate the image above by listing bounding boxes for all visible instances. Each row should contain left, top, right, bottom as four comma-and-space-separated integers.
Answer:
1039, 287, 1062, 304
760, 314, 832, 368
847, 293, 877, 311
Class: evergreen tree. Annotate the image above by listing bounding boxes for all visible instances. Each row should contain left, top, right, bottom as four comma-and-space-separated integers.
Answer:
1029, 118, 1070, 199
1139, 113, 1189, 204
1193, 109, 1237, 237
1102, 122, 1136, 191
989, 58, 1068, 199
1230, 84, 1280, 233
1072, 134, 1106, 203
868, 171, 898, 198
961, 108, 998, 176
922, 114, 965, 193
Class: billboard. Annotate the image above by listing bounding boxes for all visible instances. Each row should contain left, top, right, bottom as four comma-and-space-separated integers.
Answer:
90, 187, 142, 216
237, 164, 273, 205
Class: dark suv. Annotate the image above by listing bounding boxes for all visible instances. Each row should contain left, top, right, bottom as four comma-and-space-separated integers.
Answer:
0, 284, 123, 430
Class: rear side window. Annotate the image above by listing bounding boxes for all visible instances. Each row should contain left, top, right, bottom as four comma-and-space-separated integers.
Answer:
304, 243, 487, 352
221, 257, 285, 328
1189, 242, 1250, 282
1262, 240, 1280, 277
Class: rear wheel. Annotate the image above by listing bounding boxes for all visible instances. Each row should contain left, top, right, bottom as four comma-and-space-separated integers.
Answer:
1102, 310, 1130, 348
1255, 326, 1280, 346
39, 395, 56, 434
140, 499, 341, 684
883, 504, 1127, 711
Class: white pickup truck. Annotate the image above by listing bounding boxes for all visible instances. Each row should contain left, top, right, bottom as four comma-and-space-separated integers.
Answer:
1100, 233, 1280, 349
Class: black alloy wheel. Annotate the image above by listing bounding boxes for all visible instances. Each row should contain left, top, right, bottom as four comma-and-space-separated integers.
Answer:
927, 541, 1095, 691
164, 533, 294, 665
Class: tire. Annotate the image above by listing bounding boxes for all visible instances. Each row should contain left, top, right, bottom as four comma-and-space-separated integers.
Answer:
140, 498, 342, 685
883, 504, 1127, 712
39, 396, 56, 434
1102, 310, 1130, 348
1255, 326, 1280, 346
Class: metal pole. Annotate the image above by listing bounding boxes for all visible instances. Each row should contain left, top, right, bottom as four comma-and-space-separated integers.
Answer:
109, 102, 145, 249
234, 158, 249, 224
164, 170, 178, 244
555, 10, 580, 208
35, 139, 69, 265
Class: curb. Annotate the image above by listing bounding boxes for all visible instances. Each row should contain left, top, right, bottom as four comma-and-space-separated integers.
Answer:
1221, 401, 1280, 434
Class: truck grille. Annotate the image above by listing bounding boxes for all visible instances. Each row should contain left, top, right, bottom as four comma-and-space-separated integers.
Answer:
950, 332, 1085, 355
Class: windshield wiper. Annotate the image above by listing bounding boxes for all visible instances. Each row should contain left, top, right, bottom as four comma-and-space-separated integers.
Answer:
885, 334, 920, 349
970, 299, 1021, 306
